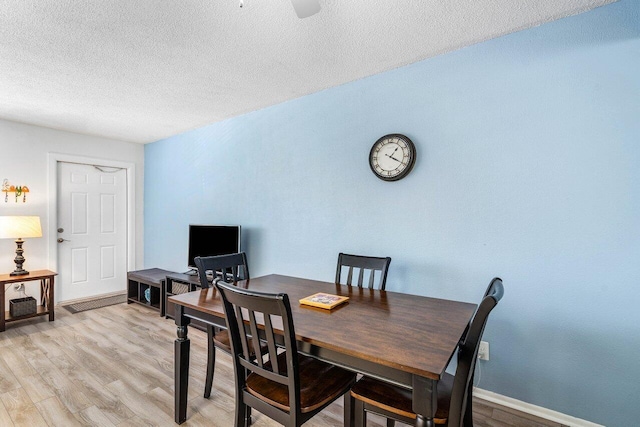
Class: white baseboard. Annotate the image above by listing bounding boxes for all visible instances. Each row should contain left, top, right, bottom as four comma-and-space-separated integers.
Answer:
473, 388, 604, 427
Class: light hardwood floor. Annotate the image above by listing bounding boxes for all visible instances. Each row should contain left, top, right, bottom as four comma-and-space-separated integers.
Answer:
0, 302, 388, 427
0, 302, 561, 427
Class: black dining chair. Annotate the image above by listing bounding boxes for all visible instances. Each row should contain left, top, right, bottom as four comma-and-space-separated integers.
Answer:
336, 253, 392, 290
215, 280, 357, 427
194, 252, 250, 399
348, 277, 504, 427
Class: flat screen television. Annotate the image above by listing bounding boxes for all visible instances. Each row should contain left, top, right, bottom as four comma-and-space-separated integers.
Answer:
187, 225, 241, 269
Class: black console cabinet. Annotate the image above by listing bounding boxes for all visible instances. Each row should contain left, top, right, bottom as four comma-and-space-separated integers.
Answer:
128, 269, 207, 331
165, 272, 201, 314
165, 272, 208, 330
127, 268, 175, 315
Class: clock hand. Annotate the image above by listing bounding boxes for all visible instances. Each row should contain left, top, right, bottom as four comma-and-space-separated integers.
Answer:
385, 153, 402, 163
389, 146, 402, 161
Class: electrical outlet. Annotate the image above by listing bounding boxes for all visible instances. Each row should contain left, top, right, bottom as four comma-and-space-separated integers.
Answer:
13, 283, 23, 292
478, 341, 489, 361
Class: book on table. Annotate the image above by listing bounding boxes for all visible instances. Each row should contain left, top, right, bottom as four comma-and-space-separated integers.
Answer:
299, 292, 349, 310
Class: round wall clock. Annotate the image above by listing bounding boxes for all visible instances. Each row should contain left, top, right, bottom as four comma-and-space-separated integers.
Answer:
369, 134, 417, 181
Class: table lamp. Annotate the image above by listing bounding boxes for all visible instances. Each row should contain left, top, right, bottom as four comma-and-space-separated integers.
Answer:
0, 216, 42, 276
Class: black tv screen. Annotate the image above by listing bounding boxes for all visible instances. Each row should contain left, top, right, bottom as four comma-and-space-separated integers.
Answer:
187, 225, 241, 268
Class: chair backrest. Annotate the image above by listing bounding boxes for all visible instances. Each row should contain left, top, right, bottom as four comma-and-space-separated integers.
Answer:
335, 253, 391, 290
194, 252, 249, 289
448, 277, 504, 427
215, 281, 303, 420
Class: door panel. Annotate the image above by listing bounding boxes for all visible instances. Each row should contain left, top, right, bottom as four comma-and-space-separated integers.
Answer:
57, 162, 127, 302
72, 192, 88, 233
71, 247, 88, 283
101, 245, 116, 278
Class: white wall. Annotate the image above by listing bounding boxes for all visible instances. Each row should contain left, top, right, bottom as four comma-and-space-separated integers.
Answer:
0, 118, 144, 304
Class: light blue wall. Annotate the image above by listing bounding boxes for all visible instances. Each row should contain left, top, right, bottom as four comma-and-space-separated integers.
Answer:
145, 1, 639, 425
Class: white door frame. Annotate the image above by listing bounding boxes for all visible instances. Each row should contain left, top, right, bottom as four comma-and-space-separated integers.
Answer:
47, 153, 136, 302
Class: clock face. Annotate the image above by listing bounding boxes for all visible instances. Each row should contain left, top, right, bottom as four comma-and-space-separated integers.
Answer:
369, 134, 416, 181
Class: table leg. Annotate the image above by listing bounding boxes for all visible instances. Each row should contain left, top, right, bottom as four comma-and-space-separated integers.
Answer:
49, 276, 55, 321
344, 392, 355, 427
160, 279, 166, 317
0, 282, 5, 332
412, 375, 437, 427
175, 304, 191, 424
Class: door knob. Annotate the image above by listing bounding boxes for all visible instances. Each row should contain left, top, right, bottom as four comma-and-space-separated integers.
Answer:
57, 238, 69, 243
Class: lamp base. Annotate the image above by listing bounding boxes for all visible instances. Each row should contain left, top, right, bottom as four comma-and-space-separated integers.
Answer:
10, 269, 29, 276
11, 238, 29, 276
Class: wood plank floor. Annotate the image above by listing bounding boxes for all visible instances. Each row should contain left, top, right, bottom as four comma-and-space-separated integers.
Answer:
0, 302, 561, 427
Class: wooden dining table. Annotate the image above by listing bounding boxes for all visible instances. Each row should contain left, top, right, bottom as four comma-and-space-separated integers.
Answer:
170, 274, 477, 427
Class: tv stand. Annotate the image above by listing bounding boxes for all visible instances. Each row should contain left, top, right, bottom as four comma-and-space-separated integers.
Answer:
126, 268, 208, 331
165, 272, 207, 331
127, 268, 178, 315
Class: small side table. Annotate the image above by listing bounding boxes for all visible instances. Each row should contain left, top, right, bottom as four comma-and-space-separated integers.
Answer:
0, 269, 57, 332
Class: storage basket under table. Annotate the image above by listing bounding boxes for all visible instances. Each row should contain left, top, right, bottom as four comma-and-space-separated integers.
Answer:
9, 296, 37, 317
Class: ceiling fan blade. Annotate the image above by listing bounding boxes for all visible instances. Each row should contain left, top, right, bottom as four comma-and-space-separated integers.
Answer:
290, 0, 321, 19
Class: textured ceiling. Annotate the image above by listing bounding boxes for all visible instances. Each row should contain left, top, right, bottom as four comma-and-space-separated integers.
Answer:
0, 0, 614, 143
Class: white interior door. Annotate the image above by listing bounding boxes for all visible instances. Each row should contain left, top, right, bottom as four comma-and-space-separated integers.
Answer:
57, 162, 127, 302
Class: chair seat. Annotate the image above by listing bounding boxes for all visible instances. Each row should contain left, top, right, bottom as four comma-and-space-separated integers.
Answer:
350, 373, 454, 424
246, 352, 356, 414
213, 330, 232, 352
214, 330, 266, 355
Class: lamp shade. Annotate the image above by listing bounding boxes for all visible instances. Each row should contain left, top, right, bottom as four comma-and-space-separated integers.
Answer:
0, 216, 43, 239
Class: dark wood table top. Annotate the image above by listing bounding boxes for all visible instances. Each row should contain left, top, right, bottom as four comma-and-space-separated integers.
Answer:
169, 274, 477, 381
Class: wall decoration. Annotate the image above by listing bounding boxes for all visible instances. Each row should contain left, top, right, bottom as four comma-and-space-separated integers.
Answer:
2, 179, 30, 203
369, 134, 417, 181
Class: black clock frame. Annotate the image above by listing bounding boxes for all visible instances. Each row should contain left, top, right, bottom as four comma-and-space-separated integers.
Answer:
369, 133, 417, 181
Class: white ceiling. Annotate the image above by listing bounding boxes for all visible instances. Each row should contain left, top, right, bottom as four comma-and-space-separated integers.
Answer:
0, 0, 614, 144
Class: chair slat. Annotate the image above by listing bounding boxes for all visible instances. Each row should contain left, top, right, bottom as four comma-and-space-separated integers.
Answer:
231, 265, 238, 284
264, 314, 279, 373
235, 308, 253, 363
356, 268, 364, 287
336, 253, 391, 290
247, 309, 263, 369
